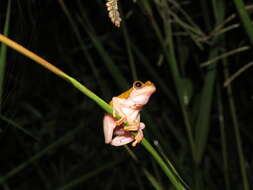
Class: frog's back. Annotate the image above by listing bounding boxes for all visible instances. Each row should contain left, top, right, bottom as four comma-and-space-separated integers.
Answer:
109, 88, 132, 105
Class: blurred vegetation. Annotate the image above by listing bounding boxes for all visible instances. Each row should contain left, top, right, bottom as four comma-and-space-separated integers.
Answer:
0, 0, 253, 189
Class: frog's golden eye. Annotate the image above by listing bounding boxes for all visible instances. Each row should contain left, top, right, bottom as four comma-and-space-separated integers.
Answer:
133, 81, 144, 89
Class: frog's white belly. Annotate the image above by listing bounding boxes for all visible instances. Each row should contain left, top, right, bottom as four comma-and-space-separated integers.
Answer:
121, 107, 140, 123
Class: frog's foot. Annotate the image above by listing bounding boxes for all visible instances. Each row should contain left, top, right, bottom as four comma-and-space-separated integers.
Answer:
112, 109, 117, 118
123, 120, 140, 131
123, 125, 139, 131
131, 123, 145, 147
115, 116, 127, 126
132, 129, 144, 147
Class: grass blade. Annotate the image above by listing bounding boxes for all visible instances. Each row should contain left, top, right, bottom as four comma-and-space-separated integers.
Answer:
217, 85, 231, 190
0, 0, 11, 104
233, 0, 253, 45
195, 53, 217, 164
121, 11, 138, 81
141, 138, 187, 190
57, 160, 122, 190
0, 125, 84, 184
223, 61, 253, 87
223, 59, 249, 190
0, 115, 38, 140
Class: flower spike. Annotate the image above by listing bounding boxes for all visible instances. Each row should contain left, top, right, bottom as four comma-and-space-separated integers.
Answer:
106, 0, 121, 27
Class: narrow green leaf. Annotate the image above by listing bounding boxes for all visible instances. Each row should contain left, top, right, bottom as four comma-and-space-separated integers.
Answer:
195, 53, 217, 164
233, 0, 253, 45
223, 59, 250, 190
0, 125, 84, 184
0, 0, 11, 104
0, 115, 39, 140
57, 160, 122, 190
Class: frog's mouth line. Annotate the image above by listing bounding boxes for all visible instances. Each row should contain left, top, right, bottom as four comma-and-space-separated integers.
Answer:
133, 104, 143, 110
131, 87, 156, 97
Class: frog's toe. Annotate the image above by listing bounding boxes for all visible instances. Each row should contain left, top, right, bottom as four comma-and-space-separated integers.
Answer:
115, 116, 126, 126
132, 129, 144, 147
140, 122, 145, 129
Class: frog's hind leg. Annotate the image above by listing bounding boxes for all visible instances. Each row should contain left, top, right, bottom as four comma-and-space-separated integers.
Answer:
103, 114, 117, 144
123, 121, 139, 131
111, 136, 134, 146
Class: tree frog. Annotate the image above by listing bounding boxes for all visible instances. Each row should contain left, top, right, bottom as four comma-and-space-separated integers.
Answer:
103, 81, 156, 147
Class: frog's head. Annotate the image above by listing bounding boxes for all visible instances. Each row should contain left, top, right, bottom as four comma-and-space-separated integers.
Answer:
129, 81, 156, 107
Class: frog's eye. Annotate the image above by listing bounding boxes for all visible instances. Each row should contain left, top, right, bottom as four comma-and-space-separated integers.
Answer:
133, 81, 144, 89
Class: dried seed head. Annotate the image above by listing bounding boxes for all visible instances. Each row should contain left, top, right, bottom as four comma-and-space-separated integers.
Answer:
106, 0, 121, 27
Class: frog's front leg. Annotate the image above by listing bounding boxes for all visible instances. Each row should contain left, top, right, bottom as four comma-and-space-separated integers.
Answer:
111, 97, 129, 125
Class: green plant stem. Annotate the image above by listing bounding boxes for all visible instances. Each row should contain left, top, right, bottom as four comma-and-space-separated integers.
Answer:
126, 146, 164, 190
200, 46, 250, 67
233, 0, 253, 45
195, 52, 217, 164
66, 76, 112, 114
217, 86, 231, 190
58, 160, 122, 190
121, 11, 138, 81
141, 138, 186, 190
223, 61, 253, 87
0, 34, 186, 190
0, 0, 11, 104
0, 115, 38, 140
223, 60, 249, 190
142, 168, 164, 190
